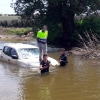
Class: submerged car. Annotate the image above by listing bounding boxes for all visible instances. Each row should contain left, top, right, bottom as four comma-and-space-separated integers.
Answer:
0, 43, 58, 68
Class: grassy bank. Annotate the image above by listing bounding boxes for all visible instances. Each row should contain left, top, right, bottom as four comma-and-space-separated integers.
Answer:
6, 27, 32, 35
0, 27, 32, 35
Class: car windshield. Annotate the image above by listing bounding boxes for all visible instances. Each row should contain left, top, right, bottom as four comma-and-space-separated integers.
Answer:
18, 48, 39, 59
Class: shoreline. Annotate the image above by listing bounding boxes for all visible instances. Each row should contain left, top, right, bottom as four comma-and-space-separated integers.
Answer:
0, 34, 33, 41
0, 34, 100, 62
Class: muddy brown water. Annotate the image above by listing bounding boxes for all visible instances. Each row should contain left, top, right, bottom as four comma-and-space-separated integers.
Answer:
0, 42, 100, 100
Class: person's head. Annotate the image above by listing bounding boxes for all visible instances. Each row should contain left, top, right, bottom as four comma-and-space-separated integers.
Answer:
42, 25, 47, 32
43, 54, 48, 61
60, 48, 66, 55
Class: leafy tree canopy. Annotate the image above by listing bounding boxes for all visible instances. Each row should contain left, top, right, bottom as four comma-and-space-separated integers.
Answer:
14, 0, 100, 45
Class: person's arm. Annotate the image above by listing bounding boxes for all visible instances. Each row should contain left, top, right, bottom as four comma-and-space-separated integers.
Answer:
37, 31, 40, 38
39, 61, 45, 70
44, 66, 49, 68
40, 64, 48, 70
44, 62, 50, 68
40, 63, 49, 70
61, 56, 68, 63
37, 31, 40, 42
58, 56, 61, 63
46, 31, 48, 38
39, 65, 43, 70
44, 61, 53, 68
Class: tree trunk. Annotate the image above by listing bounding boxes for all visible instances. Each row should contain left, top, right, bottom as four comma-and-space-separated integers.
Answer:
61, 10, 75, 45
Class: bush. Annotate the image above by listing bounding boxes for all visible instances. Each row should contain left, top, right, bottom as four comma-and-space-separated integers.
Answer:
75, 15, 100, 36
0, 16, 32, 27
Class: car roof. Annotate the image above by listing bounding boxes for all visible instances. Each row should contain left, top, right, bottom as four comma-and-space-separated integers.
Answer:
4, 43, 38, 49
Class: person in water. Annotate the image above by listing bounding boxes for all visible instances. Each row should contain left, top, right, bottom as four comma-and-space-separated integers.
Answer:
58, 48, 68, 66
39, 54, 52, 74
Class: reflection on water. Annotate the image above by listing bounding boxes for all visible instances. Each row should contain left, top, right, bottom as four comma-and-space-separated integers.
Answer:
0, 51, 100, 100
0, 62, 23, 100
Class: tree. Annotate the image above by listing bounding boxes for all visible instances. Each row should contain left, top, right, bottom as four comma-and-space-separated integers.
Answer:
14, 0, 100, 45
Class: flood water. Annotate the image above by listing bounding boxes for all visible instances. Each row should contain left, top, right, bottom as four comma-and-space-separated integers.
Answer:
0, 42, 100, 100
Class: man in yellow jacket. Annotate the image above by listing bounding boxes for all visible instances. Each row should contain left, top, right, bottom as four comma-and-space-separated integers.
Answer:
37, 25, 48, 61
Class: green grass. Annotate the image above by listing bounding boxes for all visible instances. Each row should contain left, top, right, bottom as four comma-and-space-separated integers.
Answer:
0, 16, 33, 35
0, 16, 20, 21
5, 27, 32, 35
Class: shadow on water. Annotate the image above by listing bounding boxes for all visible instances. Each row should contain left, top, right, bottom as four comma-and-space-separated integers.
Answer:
0, 41, 100, 100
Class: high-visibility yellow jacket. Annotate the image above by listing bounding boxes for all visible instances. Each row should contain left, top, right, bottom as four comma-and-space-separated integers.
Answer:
37, 30, 48, 44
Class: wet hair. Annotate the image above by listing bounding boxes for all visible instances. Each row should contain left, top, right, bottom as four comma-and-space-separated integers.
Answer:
43, 54, 48, 57
61, 48, 65, 52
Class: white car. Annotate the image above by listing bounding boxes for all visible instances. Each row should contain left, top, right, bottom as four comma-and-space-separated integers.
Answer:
0, 43, 58, 68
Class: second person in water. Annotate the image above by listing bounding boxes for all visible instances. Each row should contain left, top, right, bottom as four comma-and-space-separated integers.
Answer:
58, 48, 68, 66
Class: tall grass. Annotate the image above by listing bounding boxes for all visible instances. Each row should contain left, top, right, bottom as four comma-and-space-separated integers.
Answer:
6, 27, 32, 35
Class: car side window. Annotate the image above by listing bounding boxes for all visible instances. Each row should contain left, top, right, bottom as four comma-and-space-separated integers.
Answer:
3, 46, 12, 56
11, 49, 18, 56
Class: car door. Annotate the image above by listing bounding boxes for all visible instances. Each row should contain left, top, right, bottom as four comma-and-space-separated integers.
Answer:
2, 46, 12, 63
10, 48, 18, 64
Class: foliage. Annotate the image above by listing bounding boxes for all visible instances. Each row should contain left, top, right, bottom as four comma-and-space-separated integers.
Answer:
72, 31, 100, 60
75, 15, 100, 38
14, 0, 100, 45
0, 16, 32, 27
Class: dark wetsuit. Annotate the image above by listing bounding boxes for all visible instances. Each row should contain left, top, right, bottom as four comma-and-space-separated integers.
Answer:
40, 60, 51, 74
59, 53, 68, 66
